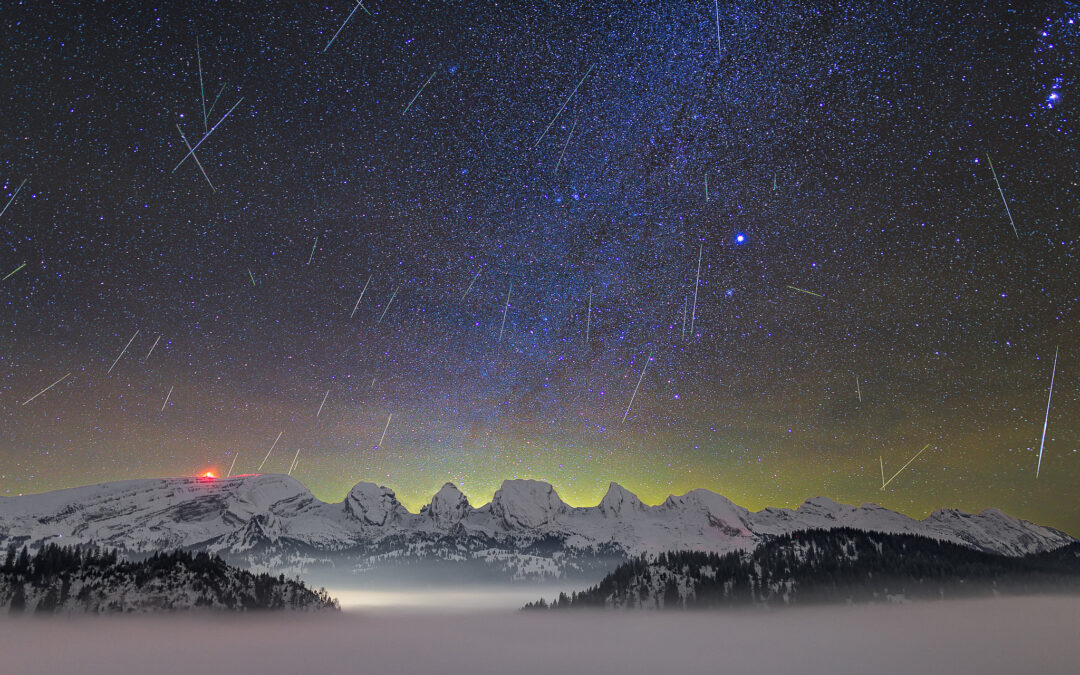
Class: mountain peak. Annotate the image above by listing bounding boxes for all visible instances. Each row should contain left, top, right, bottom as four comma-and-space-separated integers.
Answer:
422, 483, 471, 528
599, 482, 644, 516
489, 480, 566, 529
343, 482, 405, 526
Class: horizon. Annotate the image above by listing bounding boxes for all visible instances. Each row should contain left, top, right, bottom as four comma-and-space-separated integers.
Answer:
4, 470, 1073, 538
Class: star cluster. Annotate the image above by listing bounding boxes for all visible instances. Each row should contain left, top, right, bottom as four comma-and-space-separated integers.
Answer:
1, 0, 1078, 533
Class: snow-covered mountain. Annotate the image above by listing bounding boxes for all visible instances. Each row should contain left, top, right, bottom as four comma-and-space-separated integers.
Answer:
0, 475, 1073, 583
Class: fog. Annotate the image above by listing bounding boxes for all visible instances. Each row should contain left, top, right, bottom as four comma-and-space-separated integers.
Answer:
1, 596, 1078, 674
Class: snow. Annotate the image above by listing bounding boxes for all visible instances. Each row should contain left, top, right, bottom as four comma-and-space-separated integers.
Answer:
0, 475, 1073, 579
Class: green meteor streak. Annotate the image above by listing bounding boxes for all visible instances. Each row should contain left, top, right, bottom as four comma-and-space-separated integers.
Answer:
248, 268, 256, 287
2, 262, 26, 281
785, 284, 824, 298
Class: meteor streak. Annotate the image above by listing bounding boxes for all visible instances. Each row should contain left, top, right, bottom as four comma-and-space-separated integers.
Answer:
145, 335, 162, 361
786, 285, 824, 298
226, 452, 239, 478
22, 372, 71, 406
287, 447, 301, 476
376, 413, 392, 449
258, 431, 283, 471
160, 385, 174, 412
881, 443, 932, 490
378, 285, 401, 323
622, 350, 653, 423
351, 275, 372, 317
534, 65, 594, 148
172, 98, 243, 171
461, 268, 481, 300
402, 71, 436, 115
689, 244, 702, 338
324, 1, 367, 53
499, 280, 513, 341
317, 389, 330, 417
986, 152, 1019, 239
2, 262, 26, 281
107, 330, 140, 374
0, 179, 26, 220
1036, 346, 1059, 479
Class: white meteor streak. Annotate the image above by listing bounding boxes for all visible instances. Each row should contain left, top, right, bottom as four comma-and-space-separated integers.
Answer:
351, 275, 372, 318
986, 153, 1019, 239
714, 0, 722, 60
378, 285, 401, 323
107, 330, 140, 374
226, 452, 239, 478
402, 71, 436, 115
461, 268, 482, 300
855, 373, 862, 403
308, 236, 318, 264
0, 178, 27, 220
689, 244, 702, 339
622, 350, 653, 424
288, 447, 302, 476
376, 413, 392, 449
499, 280, 513, 341
1036, 346, 1059, 479
176, 124, 216, 191
534, 65, 594, 148
554, 119, 578, 174
258, 431, 283, 471
317, 389, 330, 417
145, 335, 162, 361
172, 98, 243, 171
881, 443, 932, 490
324, 1, 366, 52
160, 385, 174, 412
22, 372, 71, 406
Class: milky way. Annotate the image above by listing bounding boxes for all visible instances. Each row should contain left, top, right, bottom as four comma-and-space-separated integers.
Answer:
1, 1, 1078, 533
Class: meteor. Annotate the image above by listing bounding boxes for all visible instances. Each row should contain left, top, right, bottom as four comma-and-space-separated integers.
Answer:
144, 335, 162, 361
287, 447, 301, 476
622, 350, 654, 424
2, 262, 26, 281
689, 244, 702, 338
461, 268, 482, 300
378, 285, 401, 323
160, 385, 174, 412
324, 1, 368, 53
107, 330, 140, 374
985, 152, 1019, 239
317, 388, 330, 418
402, 71, 436, 115
1036, 346, 1059, 479
499, 280, 513, 341
0, 178, 26, 220
22, 372, 71, 406
172, 98, 243, 172
786, 285, 824, 299
534, 65, 594, 148
351, 274, 372, 318
226, 452, 239, 478
881, 443, 932, 490
376, 413, 392, 449
258, 431, 284, 471
554, 119, 578, 174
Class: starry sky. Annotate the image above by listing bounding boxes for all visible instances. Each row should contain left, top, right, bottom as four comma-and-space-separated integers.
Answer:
2, 0, 1079, 534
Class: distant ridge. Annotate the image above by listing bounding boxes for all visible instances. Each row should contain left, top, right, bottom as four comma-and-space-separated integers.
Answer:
0, 475, 1073, 583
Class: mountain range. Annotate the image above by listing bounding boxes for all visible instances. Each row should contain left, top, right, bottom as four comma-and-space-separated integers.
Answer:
0, 474, 1073, 584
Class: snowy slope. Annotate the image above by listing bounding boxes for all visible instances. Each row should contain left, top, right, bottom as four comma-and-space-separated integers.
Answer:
0, 475, 1073, 581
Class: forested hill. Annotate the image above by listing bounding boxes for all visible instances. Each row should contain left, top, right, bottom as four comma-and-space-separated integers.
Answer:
1, 543, 338, 614
526, 528, 1080, 610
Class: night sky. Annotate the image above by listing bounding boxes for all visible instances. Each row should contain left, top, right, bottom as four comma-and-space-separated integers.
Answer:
2, 1, 1078, 534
